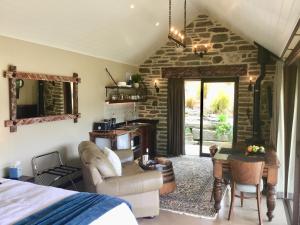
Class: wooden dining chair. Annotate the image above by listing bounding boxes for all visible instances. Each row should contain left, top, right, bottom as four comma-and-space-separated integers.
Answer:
228, 159, 265, 225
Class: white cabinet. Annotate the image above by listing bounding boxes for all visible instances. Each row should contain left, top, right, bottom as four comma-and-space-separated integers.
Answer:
95, 133, 130, 150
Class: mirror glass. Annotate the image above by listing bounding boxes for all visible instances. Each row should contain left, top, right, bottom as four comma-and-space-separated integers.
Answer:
16, 79, 74, 119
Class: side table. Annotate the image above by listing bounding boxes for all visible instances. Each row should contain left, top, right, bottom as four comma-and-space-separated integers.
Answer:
139, 157, 176, 195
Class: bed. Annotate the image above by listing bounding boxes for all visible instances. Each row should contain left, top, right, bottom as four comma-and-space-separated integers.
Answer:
0, 178, 138, 225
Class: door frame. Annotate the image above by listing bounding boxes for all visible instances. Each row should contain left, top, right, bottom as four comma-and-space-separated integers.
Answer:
293, 66, 300, 225
283, 19, 300, 223
199, 77, 239, 157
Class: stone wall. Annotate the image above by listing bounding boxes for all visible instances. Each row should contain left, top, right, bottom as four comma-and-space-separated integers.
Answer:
138, 14, 275, 155
44, 81, 65, 115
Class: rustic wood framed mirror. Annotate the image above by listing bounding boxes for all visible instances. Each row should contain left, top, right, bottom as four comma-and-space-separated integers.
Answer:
3, 65, 81, 132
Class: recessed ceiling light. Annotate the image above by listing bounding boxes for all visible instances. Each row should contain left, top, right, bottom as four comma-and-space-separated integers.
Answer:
155, 22, 160, 26
130, 4, 135, 9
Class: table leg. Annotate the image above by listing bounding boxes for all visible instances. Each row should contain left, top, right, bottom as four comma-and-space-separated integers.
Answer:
214, 178, 223, 212
266, 184, 276, 221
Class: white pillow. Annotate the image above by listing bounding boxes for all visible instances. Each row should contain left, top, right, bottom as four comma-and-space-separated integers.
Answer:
104, 147, 122, 176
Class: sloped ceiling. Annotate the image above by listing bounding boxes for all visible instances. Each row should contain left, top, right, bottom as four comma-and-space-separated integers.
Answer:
0, 0, 299, 65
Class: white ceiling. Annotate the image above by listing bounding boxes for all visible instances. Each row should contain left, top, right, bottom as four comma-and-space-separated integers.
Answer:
0, 0, 299, 65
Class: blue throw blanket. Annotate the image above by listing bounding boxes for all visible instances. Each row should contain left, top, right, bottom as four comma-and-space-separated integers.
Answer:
15, 192, 131, 225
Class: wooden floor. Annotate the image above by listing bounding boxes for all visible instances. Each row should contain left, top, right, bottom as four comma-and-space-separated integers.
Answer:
138, 189, 288, 225
72, 173, 287, 225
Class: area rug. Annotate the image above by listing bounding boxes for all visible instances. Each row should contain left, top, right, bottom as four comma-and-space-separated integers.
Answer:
160, 156, 226, 218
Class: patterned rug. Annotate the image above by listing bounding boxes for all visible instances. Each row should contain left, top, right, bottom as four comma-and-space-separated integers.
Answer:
160, 156, 226, 218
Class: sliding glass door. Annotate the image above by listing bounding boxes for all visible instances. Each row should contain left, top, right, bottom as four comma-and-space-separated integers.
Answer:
285, 63, 300, 225
184, 81, 201, 156
294, 67, 300, 224
184, 78, 237, 157
200, 79, 237, 156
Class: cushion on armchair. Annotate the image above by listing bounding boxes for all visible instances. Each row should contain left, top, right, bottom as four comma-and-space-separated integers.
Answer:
104, 147, 122, 176
80, 141, 118, 178
114, 149, 134, 163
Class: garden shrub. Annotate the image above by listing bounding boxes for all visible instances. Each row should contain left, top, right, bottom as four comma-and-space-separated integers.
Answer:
203, 83, 208, 99
210, 91, 230, 113
186, 97, 196, 109
215, 114, 232, 137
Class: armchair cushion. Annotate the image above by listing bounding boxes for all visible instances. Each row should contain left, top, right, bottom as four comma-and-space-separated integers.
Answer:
122, 162, 144, 176
114, 149, 134, 163
104, 147, 122, 176
79, 141, 117, 178
96, 170, 163, 196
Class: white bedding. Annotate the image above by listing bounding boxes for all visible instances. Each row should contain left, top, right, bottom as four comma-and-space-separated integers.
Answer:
0, 178, 138, 225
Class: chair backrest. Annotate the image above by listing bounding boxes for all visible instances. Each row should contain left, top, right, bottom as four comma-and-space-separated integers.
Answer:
230, 159, 265, 185
78, 141, 120, 186
209, 145, 218, 157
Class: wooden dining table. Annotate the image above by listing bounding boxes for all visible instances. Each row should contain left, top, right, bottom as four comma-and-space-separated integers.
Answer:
213, 146, 280, 221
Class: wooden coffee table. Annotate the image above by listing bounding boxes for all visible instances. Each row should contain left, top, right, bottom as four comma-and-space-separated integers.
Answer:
139, 157, 176, 195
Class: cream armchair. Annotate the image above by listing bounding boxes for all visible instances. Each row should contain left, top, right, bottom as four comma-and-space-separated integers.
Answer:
78, 141, 163, 218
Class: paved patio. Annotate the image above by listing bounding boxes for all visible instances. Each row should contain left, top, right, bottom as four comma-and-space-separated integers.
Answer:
185, 143, 210, 155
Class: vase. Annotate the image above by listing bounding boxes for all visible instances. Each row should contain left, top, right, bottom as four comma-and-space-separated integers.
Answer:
133, 83, 139, 88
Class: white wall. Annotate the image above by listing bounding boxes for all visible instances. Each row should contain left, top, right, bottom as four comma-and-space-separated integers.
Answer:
0, 36, 137, 177
17, 79, 38, 105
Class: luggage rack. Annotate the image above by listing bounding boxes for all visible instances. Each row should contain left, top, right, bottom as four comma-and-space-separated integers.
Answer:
32, 151, 80, 189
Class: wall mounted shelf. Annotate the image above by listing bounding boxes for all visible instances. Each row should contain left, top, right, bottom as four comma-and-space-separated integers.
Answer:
105, 99, 147, 104
105, 85, 147, 104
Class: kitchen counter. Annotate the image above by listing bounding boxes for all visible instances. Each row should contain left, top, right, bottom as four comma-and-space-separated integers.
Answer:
89, 129, 129, 140
89, 122, 150, 139
89, 119, 158, 159
116, 119, 159, 129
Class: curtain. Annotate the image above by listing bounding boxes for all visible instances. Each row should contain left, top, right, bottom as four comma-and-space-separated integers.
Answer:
283, 65, 298, 198
270, 61, 283, 146
167, 78, 185, 156
287, 65, 299, 196
274, 61, 285, 197
276, 60, 300, 199
294, 62, 300, 224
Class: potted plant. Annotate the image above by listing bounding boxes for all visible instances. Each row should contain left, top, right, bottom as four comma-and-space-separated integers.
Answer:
131, 73, 142, 88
